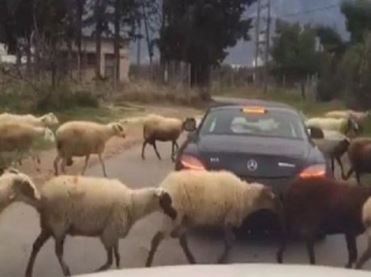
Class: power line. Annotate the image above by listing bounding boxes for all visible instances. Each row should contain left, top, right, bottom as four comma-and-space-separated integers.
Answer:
280, 3, 340, 18
247, 1, 340, 19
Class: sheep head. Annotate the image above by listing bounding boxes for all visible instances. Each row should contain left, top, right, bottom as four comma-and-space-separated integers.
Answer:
155, 188, 177, 220
109, 122, 126, 139
182, 118, 197, 132
347, 118, 361, 136
43, 128, 56, 143
41, 113, 59, 127
0, 170, 41, 212
248, 183, 280, 213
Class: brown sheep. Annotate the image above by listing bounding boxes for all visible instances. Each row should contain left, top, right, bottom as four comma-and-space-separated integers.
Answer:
140, 115, 196, 161
277, 177, 371, 268
355, 197, 371, 269
342, 137, 371, 185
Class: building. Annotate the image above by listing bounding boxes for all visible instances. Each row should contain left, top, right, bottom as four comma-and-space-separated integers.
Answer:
60, 36, 130, 83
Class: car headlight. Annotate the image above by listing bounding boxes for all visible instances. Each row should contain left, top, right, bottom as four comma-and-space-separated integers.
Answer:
179, 155, 206, 171
299, 164, 326, 179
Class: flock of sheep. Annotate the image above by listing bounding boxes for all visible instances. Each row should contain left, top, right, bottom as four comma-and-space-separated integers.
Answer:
2, 108, 371, 276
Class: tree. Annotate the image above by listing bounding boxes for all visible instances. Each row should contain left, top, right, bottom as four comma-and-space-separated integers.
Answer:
271, 20, 320, 99
158, 0, 256, 89
341, 0, 371, 44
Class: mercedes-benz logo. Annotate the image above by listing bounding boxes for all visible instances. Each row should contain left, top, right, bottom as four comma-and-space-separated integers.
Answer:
247, 159, 258, 172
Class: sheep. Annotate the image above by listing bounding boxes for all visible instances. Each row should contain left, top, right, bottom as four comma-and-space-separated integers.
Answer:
0, 123, 55, 166
0, 112, 59, 128
277, 177, 371, 268
139, 114, 196, 161
306, 117, 360, 136
325, 110, 369, 133
312, 130, 350, 176
355, 197, 371, 269
0, 168, 41, 214
53, 121, 126, 177
23, 175, 177, 277
145, 170, 282, 266
342, 137, 371, 185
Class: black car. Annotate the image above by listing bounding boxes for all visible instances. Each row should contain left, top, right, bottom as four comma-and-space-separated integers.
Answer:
175, 99, 332, 233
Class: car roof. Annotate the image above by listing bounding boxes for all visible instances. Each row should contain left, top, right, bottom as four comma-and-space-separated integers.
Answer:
209, 98, 297, 113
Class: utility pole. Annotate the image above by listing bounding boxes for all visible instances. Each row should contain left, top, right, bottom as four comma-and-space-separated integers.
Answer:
136, 18, 142, 66
264, 0, 271, 93
254, 0, 271, 91
254, 0, 262, 84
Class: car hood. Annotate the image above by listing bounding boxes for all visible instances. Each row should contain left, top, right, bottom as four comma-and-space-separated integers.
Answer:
76, 264, 370, 277
197, 135, 309, 159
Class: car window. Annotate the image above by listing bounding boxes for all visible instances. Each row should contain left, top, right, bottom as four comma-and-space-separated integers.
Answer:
200, 108, 306, 140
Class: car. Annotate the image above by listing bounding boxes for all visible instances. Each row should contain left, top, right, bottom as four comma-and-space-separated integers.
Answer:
76, 264, 370, 277
175, 99, 332, 233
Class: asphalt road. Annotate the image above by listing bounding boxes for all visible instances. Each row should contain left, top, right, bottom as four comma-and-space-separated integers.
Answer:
0, 138, 371, 277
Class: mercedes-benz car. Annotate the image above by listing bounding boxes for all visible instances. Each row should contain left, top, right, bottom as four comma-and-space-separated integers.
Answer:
175, 99, 332, 232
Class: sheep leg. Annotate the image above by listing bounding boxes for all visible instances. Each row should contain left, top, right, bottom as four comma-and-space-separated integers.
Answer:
356, 236, 371, 269
336, 157, 345, 177
217, 225, 235, 264
98, 154, 108, 177
96, 246, 113, 272
146, 231, 165, 267
113, 242, 120, 268
81, 155, 90, 175
61, 158, 67, 174
342, 167, 354, 180
55, 237, 71, 276
330, 158, 335, 174
141, 140, 147, 160
25, 230, 51, 277
356, 172, 362, 186
179, 234, 196, 264
305, 237, 316, 265
54, 155, 61, 176
152, 141, 162, 160
345, 233, 358, 268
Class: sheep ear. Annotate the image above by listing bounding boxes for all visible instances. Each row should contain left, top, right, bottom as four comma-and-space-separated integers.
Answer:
157, 190, 177, 220
13, 178, 40, 201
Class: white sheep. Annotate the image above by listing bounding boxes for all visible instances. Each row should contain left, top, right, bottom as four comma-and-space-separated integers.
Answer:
356, 197, 371, 269
0, 112, 59, 128
22, 175, 177, 277
0, 169, 41, 214
306, 117, 359, 136
145, 170, 281, 266
122, 114, 195, 161
312, 130, 350, 176
0, 123, 55, 166
53, 121, 126, 177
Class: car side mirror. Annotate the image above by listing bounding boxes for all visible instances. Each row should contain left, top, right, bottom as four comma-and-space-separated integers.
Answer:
307, 126, 324, 139
183, 118, 197, 132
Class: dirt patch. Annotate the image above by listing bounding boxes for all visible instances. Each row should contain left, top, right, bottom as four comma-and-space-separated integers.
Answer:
15, 104, 203, 184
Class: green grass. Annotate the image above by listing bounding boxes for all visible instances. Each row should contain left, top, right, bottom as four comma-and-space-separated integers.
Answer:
56, 104, 145, 124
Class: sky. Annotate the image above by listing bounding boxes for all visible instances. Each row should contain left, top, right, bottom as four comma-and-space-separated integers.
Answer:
131, 0, 348, 66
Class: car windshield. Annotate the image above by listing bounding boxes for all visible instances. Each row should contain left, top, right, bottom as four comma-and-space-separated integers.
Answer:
199, 108, 307, 140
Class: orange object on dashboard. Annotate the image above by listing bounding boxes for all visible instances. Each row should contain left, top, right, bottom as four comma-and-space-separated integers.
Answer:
242, 107, 267, 114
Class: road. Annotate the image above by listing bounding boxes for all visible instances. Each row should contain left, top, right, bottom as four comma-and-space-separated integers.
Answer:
0, 138, 370, 277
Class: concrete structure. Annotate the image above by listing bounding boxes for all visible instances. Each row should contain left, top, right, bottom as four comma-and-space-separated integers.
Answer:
60, 37, 130, 83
